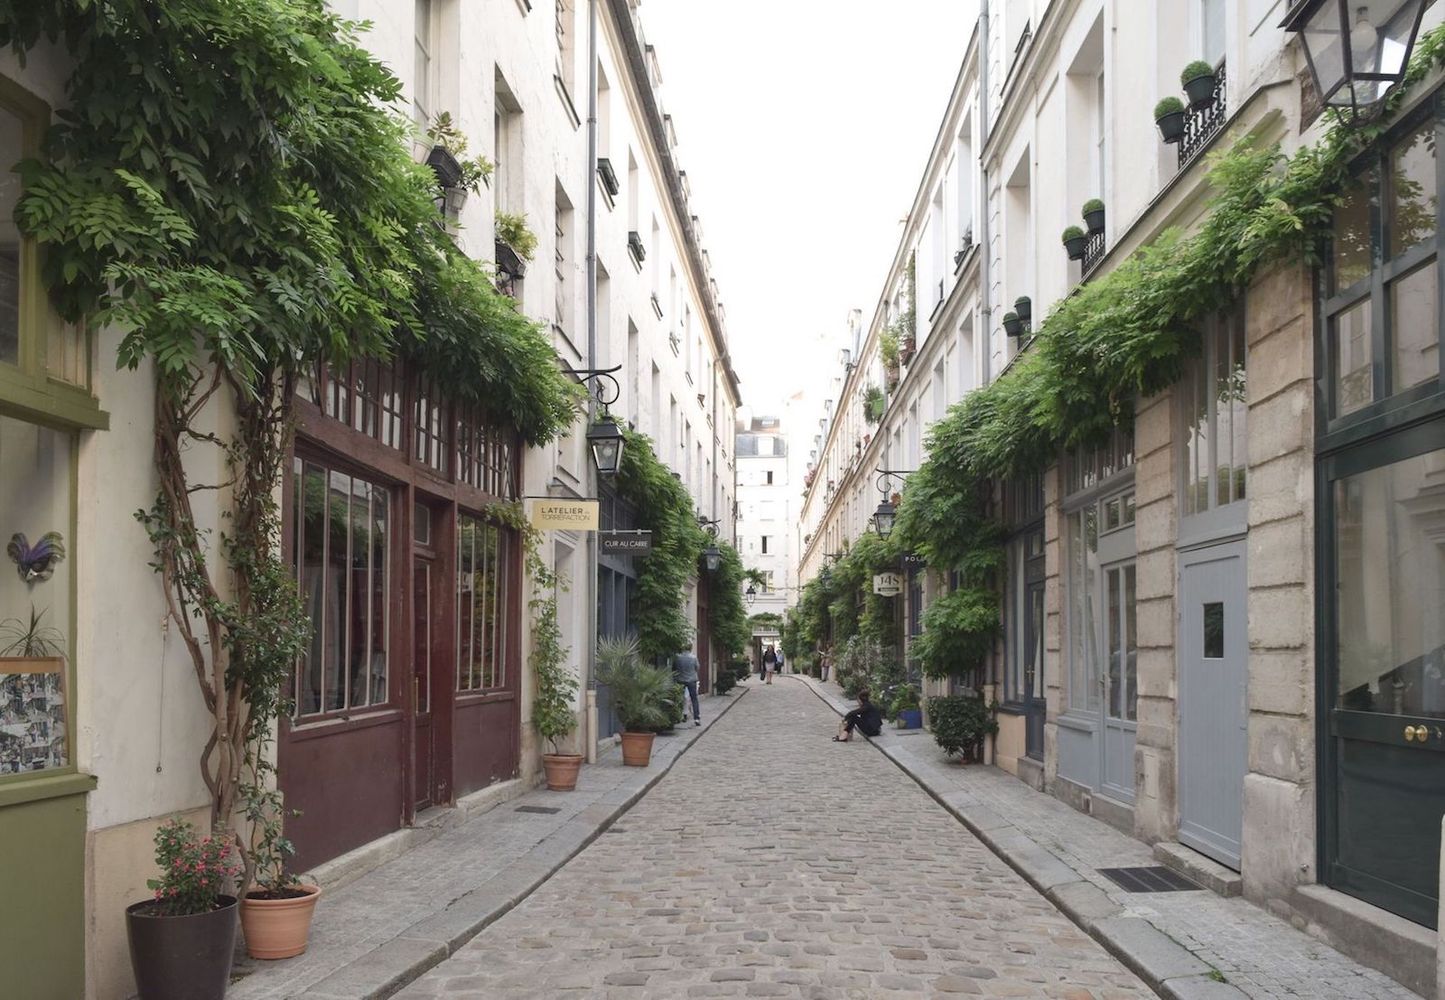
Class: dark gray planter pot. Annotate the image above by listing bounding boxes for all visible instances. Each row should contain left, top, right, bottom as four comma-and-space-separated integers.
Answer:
1084, 209, 1105, 235
1183, 73, 1217, 110
1156, 111, 1186, 144
1063, 236, 1089, 261
126, 896, 238, 1000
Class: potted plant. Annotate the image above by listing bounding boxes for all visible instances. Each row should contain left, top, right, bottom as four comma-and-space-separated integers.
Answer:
530, 587, 582, 791
927, 694, 999, 764
1155, 97, 1186, 144
1013, 295, 1032, 324
126, 819, 241, 1000
1082, 198, 1105, 235
1181, 60, 1217, 110
890, 684, 922, 729
1002, 311, 1024, 337
495, 210, 538, 279
595, 636, 673, 767
238, 789, 321, 960
1062, 225, 1088, 261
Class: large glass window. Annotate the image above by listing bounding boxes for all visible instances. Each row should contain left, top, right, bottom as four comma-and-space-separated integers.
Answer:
1067, 505, 1100, 714
457, 513, 510, 692
1334, 448, 1445, 718
1325, 107, 1443, 422
0, 417, 74, 776
1181, 309, 1247, 514
1066, 486, 1136, 716
293, 459, 390, 717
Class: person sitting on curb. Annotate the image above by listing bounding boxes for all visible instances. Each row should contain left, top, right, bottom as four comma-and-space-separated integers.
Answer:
833, 689, 882, 742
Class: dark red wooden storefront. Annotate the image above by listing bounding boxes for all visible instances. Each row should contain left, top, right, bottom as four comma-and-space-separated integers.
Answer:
280, 361, 523, 871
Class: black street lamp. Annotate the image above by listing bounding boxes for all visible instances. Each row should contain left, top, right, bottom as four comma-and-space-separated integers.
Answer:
586, 413, 625, 477
1282, 0, 1430, 121
872, 497, 898, 540
699, 515, 722, 572
745, 584, 757, 606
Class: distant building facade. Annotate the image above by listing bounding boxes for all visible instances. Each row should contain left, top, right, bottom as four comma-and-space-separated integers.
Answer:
735, 413, 792, 651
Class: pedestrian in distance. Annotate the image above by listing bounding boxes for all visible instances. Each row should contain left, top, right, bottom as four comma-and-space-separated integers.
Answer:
833, 689, 882, 742
775, 647, 785, 675
762, 644, 777, 684
818, 647, 831, 682
673, 642, 701, 726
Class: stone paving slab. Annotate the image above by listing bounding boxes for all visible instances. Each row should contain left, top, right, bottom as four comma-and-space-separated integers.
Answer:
796, 676, 1424, 1000
228, 684, 750, 1000
397, 678, 1152, 999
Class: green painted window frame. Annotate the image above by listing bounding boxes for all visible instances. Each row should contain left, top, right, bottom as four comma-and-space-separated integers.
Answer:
0, 73, 107, 432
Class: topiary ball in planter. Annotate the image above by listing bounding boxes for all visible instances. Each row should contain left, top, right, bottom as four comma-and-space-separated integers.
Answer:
927, 694, 998, 763
1082, 199, 1105, 235
1180, 60, 1217, 110
1002, 311, 1023, 338
1061, 225, 1088, 261
1154, 97, 1186, 144
1013, 295, 1031, 323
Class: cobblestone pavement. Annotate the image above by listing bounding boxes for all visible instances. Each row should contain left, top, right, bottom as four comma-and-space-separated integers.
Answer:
396, 681, 1150, 999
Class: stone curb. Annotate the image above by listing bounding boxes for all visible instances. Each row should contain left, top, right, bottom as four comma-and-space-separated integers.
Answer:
789, 676, 1247, 1000
283, 683, 752, 1000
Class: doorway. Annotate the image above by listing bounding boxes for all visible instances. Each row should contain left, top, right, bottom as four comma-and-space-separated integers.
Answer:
412, 553, 436, 810
1178, 541, 1247, 869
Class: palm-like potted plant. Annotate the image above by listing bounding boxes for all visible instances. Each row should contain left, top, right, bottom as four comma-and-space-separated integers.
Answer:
1181, 60, 1217, 110
1155, 97, 1186, 144
1062, 225, 1088, 261
126, 819, 242, 999
238, 788, 321, 960
531, 590, 583, 790
596, 636, 674, 767
1082, 198, 1105, 235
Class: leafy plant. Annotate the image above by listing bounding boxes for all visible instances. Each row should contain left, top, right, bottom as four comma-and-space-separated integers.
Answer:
888, 683, 919, 721
1181, 60, 1215, 85
1154, 96, 1185, 118
863, 384, 885, 425
713, 668, 736, 695
425, 110, 494, 192
145, 819, 242, 916
879, 330, 901, 370
1082, 198, 1104, 216
1061, 225, 1085, 243
708, 543, 753, 659
595, 635, 674, 732
530, 589, 578, 754
495, 211, 539, 261
913, 587, 999, 680
240, 786, 301, 897
748, 611, 783, 630
927, 694, 997, 761
0, 605, 64, 658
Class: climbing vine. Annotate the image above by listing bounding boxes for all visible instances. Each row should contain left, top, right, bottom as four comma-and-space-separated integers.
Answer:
0, 0, 578, 877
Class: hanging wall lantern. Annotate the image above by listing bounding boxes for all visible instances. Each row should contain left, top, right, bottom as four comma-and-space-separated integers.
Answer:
1282, 0, 1430, 120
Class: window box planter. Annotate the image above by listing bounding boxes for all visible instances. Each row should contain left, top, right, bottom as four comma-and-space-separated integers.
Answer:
1082, 199, 1105, 236
1013, 296, 1031, 324
1061, 226, 1088, 261
1155, 97, 1186, 144
899, 336, 917, 367
627, 230, 646, 264
1181, 61, 1217, 111
597, 156, 620, 197
425, 144, 464, 189
1002, 311, 1024, 338
495, 238, 526, 279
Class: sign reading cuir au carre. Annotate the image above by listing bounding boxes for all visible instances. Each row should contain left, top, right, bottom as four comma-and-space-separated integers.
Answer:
528, 499, 600, 531
599, 530, 653, 555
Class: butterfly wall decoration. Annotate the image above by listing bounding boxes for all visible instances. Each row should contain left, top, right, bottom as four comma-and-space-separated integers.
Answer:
8, 532, 66, 584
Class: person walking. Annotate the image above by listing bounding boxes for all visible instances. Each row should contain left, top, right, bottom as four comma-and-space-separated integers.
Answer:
775, 647, 785, 675
818, 647, 831, 682
673, 642, 701, 726
761, 644, 777, 685
833, 689, 882, 742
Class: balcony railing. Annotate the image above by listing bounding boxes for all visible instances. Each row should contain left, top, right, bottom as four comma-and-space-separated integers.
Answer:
1178, 63, 1226, 170
1081, 229, 1106, 277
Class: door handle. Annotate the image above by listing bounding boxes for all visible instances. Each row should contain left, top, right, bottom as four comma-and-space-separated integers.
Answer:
1404, 725, 1424, 742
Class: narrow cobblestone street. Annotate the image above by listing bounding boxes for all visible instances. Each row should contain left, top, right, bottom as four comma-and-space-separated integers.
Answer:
397, 681, 1151, 999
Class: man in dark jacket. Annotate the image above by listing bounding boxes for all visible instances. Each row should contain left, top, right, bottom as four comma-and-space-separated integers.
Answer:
833, 689, 882, 742
673, 642, 701, 726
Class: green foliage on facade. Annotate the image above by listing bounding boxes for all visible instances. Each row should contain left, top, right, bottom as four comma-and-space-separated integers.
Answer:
708, 542, 751, 659
912, 587, 998, 679
863, 385, 885, 424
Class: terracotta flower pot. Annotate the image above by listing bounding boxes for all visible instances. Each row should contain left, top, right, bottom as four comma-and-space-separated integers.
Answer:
619, 730, 655, 767
240, 885, 321, 960
542, 752, 583, 791
126, 895, 238, 1000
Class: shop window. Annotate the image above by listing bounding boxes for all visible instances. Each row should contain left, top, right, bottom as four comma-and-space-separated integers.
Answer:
1325, 105, 1443, 423
293, 459, 390, 717
1181, 309, 1247, 515
1004, 528, 1045, 706
413, 382, 449, 474
457, 513, 510, 692
0, 416, 74, 776
1064, 425, 1134, 495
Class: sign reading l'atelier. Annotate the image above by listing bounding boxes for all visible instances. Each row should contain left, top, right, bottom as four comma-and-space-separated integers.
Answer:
528, 499, 600, 531
599, 530, 653, 555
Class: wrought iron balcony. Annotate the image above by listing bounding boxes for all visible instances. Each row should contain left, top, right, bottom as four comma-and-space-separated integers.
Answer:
1081, 229, 1106, 277
1178, 63, 1226, 170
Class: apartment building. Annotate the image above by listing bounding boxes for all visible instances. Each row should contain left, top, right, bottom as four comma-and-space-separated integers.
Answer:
735, 413, 794, 649
795, 1, 1445, 992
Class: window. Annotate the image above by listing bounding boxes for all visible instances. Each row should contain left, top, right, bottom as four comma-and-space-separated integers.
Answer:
761, 536, 770, 554
554, 184, 574, 339
0, 417, 75, 776
457, 513, 511, 692
1325, 105, 1443, 422
493, 74, 523, 215
555, 0, 575, 96
413, 0, 434, 130
760, 570, 774, 592
1004, 528, 1045, 708
1200, 0, 1226, 66
1065, 425, 1135, 495
1181, 309, 1247, 515
413, 381, 450, 474
765, 470, 774, 485
293, 459, 390, 717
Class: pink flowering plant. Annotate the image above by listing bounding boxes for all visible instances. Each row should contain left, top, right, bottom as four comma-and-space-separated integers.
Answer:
145, 818, 241, 916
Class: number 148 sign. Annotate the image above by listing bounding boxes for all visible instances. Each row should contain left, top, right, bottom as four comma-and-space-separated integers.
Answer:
872, 572, 903, 597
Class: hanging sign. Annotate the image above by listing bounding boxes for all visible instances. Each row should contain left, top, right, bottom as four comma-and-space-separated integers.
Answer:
529, 499, 599, 531
901, 553, 928, 569
599, 530, 653, 555
872, 572, 904, 597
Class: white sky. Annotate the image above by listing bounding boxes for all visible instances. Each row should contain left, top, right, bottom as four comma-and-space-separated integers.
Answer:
642, 0, 978, 416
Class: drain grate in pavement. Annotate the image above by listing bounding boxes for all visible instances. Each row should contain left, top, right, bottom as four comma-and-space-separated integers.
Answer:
1097, 866, 1202, 893
605, 826, 627, 833
514, 805, 562, 815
